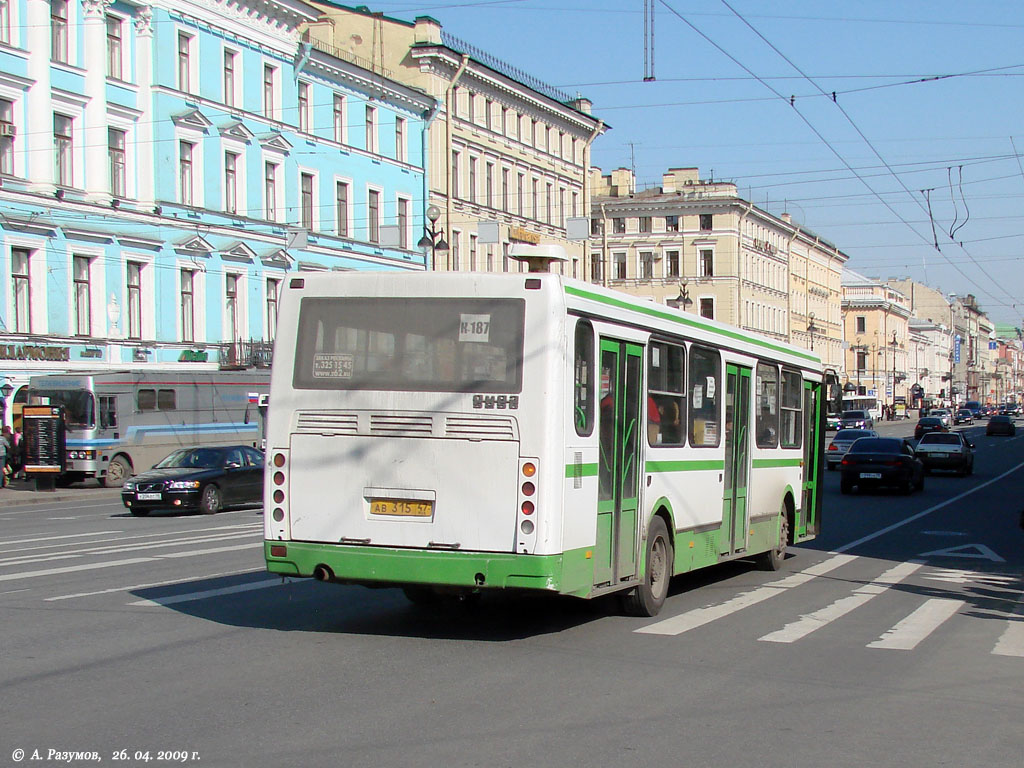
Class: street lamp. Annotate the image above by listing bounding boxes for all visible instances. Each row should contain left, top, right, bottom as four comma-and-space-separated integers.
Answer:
807, 312, 818, 352
889, 331, 899, 418
417, 205, 449, 271
666, 280, 693, 311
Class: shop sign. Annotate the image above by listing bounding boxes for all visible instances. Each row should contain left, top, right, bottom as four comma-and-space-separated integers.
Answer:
508, 227, 541, 244
0, 344, 70, 362
179, 350, 209, 363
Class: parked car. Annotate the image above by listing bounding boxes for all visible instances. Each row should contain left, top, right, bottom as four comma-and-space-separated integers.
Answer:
914, 416, 949, 440
826, 428, 878, 470
915, 431, 975, 475
840, 437, 925, 495
986, 415, 1016, 436
929, 408, 953, 428
840, 409, 874, 430
954, 408, 974, 425
121, 445, 265, 516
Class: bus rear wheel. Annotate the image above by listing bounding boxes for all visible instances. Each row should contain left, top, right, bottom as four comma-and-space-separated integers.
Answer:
105, 456, 132, 488
621, 516, 672, 617
757, 505, 789, 571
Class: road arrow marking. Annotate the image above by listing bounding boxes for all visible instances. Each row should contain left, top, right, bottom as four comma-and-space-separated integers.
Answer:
918, 543, 1005, 562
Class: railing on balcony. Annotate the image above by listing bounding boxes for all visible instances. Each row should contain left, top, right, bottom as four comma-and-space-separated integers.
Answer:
220, 339, 274, 370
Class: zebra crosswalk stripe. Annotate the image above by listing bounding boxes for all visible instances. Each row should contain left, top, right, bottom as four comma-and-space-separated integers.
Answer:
867, 598, 965, 650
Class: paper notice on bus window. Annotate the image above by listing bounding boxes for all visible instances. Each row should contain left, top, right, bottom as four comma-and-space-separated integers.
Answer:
706, 376, 716, 399
692, 384, 703, 409
459, 314, 491, 343
704, 422, 718, 445
312, 353, 354, 378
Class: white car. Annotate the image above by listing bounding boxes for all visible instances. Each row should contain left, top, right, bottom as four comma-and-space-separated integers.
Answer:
929, 408, 952, 428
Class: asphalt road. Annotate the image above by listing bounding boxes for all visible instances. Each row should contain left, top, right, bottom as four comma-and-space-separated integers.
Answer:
1, 419, 1022, 768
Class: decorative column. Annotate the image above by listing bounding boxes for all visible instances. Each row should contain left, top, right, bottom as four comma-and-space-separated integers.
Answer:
82, 0, 113, 201
134, 7, 155, 205
24, 0, 54, 191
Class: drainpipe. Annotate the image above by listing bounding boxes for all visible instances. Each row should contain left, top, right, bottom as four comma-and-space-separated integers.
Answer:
600, 201, 609, 287
443, 54, 471, 270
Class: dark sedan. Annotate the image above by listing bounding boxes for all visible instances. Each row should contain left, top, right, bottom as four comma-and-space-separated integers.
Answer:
121, 445, 265, 516
914, 416, 948, 440
840, 437, 925, 495
986, 415, 1016, 436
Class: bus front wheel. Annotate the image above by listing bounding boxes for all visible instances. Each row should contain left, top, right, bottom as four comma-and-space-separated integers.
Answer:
105, 456, 132, 488
621, 516, 672, 617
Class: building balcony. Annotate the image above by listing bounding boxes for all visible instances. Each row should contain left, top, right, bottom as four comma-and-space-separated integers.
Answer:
220, 340, 273, 370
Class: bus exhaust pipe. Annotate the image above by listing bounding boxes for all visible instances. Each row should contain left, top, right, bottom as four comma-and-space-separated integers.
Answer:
313, 565, 334, 583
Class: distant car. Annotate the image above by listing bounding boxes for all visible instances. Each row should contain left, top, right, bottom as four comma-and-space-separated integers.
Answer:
954, 408, 974, 425
986, 415, 1016, 436
840, 409, 874, 430
914, 416, 948, 440
929, 408, 952, 428
826, 413, 841, 431
915, 431, 975, 475
840, 437, 925, 495
121, 445, 265, 516
1004, 403, 1021, 417
826, 428, 878, 470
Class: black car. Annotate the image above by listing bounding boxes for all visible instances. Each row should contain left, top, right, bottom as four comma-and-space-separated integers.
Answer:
121, 445, 265, 516
840, 409, 874, 430
840, 437, 925, 495
914, 416, 948, 440
986, 415, 1016, 436
915, 431, 975, 475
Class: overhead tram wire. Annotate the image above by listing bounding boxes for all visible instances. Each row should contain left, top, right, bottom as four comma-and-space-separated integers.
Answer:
713, 0, 1020, 318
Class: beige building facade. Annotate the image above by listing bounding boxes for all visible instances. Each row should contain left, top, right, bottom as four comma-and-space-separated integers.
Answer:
589, 167, 846, 369
303, 6, 605, 273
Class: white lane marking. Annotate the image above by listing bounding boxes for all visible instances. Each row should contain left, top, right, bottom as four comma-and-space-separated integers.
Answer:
635, 554, 856, 636
759, 561, 923, 644
47, 569, 265, 601
921, 531, 968, 537
0, 500, 126, 517
0, 522, 261, 554
160, 543, 260, 557
0, 588, 30, 595
992, 591, 1024, 657
922, 569, 1019, 586
834, 460, 1024, 554
867, 598, 965, 650
0, 530, 125, 547
0, 532, 257, 567
128, 578, 287, 607
917, 543, 1005, 562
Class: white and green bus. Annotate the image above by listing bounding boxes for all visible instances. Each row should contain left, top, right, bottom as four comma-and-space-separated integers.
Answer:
264, 271, 832, 616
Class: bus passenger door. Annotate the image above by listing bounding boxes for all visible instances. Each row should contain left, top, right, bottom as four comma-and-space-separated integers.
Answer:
721, 364, 751, 555
595, 339, 642, 587
800, 382, 822, 539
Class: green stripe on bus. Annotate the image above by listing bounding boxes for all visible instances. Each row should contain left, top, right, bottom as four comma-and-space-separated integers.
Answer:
565, 462, 599, 478
646, 459, 725, 473
752, 458, 804, 468
564, 285, 820, 364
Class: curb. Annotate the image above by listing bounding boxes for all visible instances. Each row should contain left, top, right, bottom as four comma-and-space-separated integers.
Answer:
0, 483, 121, 508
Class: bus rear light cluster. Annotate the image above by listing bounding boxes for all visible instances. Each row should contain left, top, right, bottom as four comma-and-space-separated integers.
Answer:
268, 451, 289, 529
516, 458, 539, 551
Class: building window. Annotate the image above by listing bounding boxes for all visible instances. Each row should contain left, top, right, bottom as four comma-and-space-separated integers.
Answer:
54, 114, 72, 187
856, 315, 866, 334
224, 151, 238, 214
560, 188, 566, 227
0, 98, 13, 175
531, 178, 538, 219
223, 50, 237, 107
485, 162, 494, 208
108, 128, 126, 198
699, 248, 714, 277
126, 261, 142, 340
365, 105, 376, 153
502, 168, 509, 212
0, 0, 10, 45
335, 181, 349, 237
639, 216, 652, 233
665, 215, 679, 232
516, 173, 524, 216
12, 248, 30, 333
264, 161, 278, 220
225, 274, 238, 342
591, 218, 602, 236
468, 156, 478, 203
613, 217, 625, 234
106, 15, 122, 79
451, 151, 460, 199
467, 91, 475, 123
590, 253, 602, 282
546, 182, 553, 224
484, 98, 492, 130
180, 268, 194, 342
451, 231, 460, 270
666, 250, 680, 278
395, 117, 406, 162
333, 94, 345, 143
613, 252, 626, 280
856, 350, 867, 372
263, 64, 275, 119
700, 213, 713, 231
266, 278, 279, 342
700, 297, 714, 319
178, 140, 194, 205
177, 32, 192, 92
300, 172, 314, 229
51, 0, 68, 63
367, 189, 380, 243
640, 251, 654, 279
469, 233, 478, 270
297, 81, 311, 133
397, 197, 409, 249
572, 191, 579, 218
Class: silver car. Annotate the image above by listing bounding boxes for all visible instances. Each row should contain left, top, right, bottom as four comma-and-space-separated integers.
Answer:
826, 428, 878, 470
929, 408, 952, 428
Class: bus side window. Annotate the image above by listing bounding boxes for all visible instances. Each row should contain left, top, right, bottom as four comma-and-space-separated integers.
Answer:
780, 370, 802, 448
99, 396, 117, 429
756, 362, 779, 448
157, 389, 176, 411
138, 389, 156, 411
648, 341, 685, 447
574, 319, 594, 437
688, 346, 721, 447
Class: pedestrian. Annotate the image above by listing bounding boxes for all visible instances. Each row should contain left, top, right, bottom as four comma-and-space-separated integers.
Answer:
0, 428, 8, 488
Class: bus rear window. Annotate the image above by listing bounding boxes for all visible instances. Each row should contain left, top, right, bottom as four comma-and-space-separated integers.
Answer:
293, 297, 526, 393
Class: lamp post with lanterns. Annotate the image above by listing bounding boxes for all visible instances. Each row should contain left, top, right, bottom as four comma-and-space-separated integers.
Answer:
417, 205, 449, 271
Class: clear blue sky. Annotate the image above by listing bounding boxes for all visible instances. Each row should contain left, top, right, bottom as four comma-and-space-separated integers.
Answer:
371, 1, 1024, 327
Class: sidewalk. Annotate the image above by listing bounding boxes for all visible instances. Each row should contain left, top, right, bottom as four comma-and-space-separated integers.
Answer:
0, 477, 121, 507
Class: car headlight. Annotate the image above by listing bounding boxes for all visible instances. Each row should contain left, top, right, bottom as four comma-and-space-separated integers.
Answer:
123, 481, 136, 491
168, 480, 201, 490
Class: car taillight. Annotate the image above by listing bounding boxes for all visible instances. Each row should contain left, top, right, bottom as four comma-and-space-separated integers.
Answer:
828, 444, 837, 451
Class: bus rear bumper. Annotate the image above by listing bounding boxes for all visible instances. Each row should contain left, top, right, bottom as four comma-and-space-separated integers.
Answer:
264, 541, 593, 596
